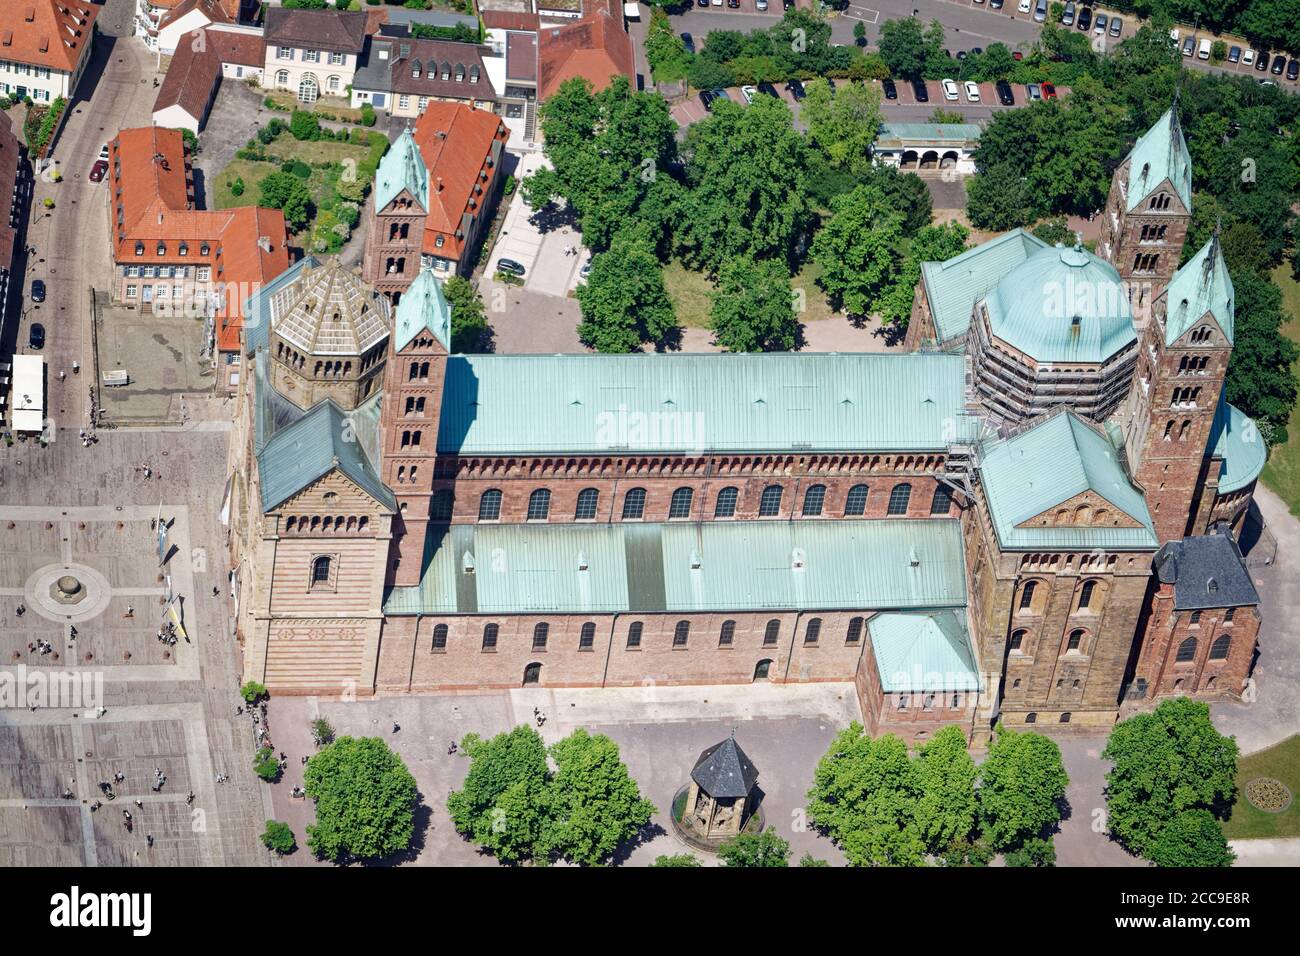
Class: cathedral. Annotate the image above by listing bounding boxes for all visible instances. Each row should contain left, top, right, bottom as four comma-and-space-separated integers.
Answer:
224, 106, 1265, 743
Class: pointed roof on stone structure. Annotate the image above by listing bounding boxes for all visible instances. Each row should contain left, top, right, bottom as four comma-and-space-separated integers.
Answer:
691, 734, 759, 800
393, 265, 452, 353
274, 259, 390, 357
1123, 104, 1192, 213
1164, 229, 1234, 345
374, 125, 429, 213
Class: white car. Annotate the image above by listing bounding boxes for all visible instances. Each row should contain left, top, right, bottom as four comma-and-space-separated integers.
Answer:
1017, 0, 1031, 11
942, 78, 959, 101
1242, 49, 1256, 66
964, 81, 981, 102
741, 85, 756, 104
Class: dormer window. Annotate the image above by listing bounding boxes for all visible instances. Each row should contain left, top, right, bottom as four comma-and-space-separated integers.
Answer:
135, 241, 144, 256
470, 66, 479, 83
200, 242, 210, 256
178, 242, 188, 256
157, 242, 166, 255
455, 64, 465, 81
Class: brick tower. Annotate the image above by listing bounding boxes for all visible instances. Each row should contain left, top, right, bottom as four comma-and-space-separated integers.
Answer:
1098, 104, 1193, 326
378, 265, 452, 586
1121, 230, 1235, 545
362, 126, 429, 301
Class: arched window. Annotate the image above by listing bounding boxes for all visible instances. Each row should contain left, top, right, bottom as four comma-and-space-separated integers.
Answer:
1018, 580, 1037, 611
481, 623, 498, 650
802, 484, 826, 516
759, 485, 783, 516
578, 622, 596, 650
1009, 629, 1026, 651
719, 620, 736, 646
626, 622, 643, 648
1059, 712, 1071, 723
432, 624, 448, 651
669, 487, 694, 519
286, 516, 297, 532
310, 555, 331, 585
887, 483, 912, 515
532, 623, 549, 650
527, 489, 551, 521
1176, 637, 1197, 663
478, 489, 502, 521
845, 616, 864, 645
763, 619, 780, 646
804, 618, 821, 645
1209, 634, 1231, 660
574, 488, 599, 520
431, 489, 453, 521
714, 486, 738, 518
930, 484, 953, 515
1079, 580, 1097, 610
622, 487, 646, 520
275, 69, 289, 87
673, 620, 690, 647
1025, 712, 1037, 724
845, 484, 869, 515
1067, 629, 1084, 652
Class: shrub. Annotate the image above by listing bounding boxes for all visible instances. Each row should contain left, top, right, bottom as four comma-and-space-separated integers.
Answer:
241, 681, 268, 704
230, 176, 245, 197
290, 110, 322, 141
263, 96, 291, 112
288, 160, 312, 179
254, 746, 280, 782
360, 103, 377, 127
261, 820, 296, 854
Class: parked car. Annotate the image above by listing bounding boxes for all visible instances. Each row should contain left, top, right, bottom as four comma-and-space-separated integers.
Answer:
911, 78, 929, 102
882, 78, 897, 100
697, 0, 708, 6
756, 0, 768, 8
1013, 50, 1024, 61
1041, 81, 1057, 100
1109, 16, 1122, 37
88, 160, 107, 182
28, 322, 45, 351
1256, 52, 1269, 72
681, 32, 695, 54
956, 50, 967, 61
1198, 38, 1211, 60
990, 0, 1003, 8
1094, 13, 1107, 35
1034, 0, 1047, 22
579, 262, 592, 281
1182, 36, 1195, 57
98, 143, 109, 162
740, 85, 757, 104
1288, 59, 1299, 81
1271, 55, 1286, 74
699, 89, 717, 111
726, 0, 739, 8
496, 258, 526, 278
1026, 82, 1042, 100
942, 78, 959, 101
1077, 7, 1091, 31
1017, 0, 1030, 12
31, 279, 45, 303
1243, 49, 1257, 66
757, 81, 779, 98
783, 0, 793, 8
1227, 46, 1241, 64
964, 80, 981, 102
786, 78, 806, 100
996, 79, 1015, 105
1061, 1, 1074, 26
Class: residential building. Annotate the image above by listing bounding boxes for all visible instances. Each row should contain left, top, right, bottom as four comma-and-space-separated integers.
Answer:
152, 26, 264, 132
536, 0, 632, 101
261, 7, 366, 104
0, 0, 99, 104
351, 36, 497, 119
135, 0, 243, 52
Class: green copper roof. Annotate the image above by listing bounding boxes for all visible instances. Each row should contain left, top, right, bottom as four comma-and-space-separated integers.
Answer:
876, 123, 982, 144
920, 228, 1048, 344
1123, 106, 1192, 213
257, 398, 394, 513
1164, 234, 1234, 346
867, 609, 981, 693
384, 518, 967, 616
437, 352, 978, 456
1210, 397, 1265, 494
985, 244, 1135, 363
978, 410, 1157, 551
393, 265, 452, 353
374, 126, 429, 213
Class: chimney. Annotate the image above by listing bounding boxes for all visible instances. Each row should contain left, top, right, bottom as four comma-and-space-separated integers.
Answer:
258, 236, 271, 253
435, 177, 443, 192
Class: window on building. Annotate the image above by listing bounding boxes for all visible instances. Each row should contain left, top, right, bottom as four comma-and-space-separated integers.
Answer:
579, 622, 596, 651
1209, 635, 1231, 660
845, 616, 864, 645
478, 489, 502, 521
669, 487, 694, 519
714, 486, 738, 518
1025, 712, 1037, 723
759, 485, 783, 517
719, 620, 735, 646
481, 623, 498, 650
1009, 629, 1026, 651
532, 623, 549, 650
626, 622, 642, 649
310, 555, 331, 586
673, 621, 690, 647
1190, 610, 1202, 625
1059, 712, 1071, 723
1067, 629, 1084, 652
432, 624, 448, 651
802, 484, 826, 516
1176, 637, 1197, 663
1079, 580, 1096, 609
1224, 608, 1236, 623
526, 489, 550, 521
763, 620, 780, 646
574, 488, 599, 520
845, 484, 869, 515
1019, 581, 1037, 611
621, 488, 646, 520
887, 483, 912, 515
898, 695, 909, 711
929, 484, 953, 515
431, 490, 453, 520
804, 618, 821, 645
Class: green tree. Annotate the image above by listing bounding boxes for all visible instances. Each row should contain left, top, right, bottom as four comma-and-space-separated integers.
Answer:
576, 228, 678, 352
261, 820, 297, 854
1003, 836, 1057, 867
806, 723, 926, 867
676, 95, 811, 274
240, 681, 267, 704
912, 725, 979, 853
447, 726, 550, 864
304, 736, 418, 863
443, 275, 491, 353
977, 726, 1068, 851
230, 175, 245, 198
798, 853, 830, 867
1146, 810, 1236, 868
800, 79, 883, 170
652, 853, 702, 867
1225, 270, 1298, 446
1102, 698, 1239, 865
310, 717, 334, 746
538, 729, 655, 866
289, 110, 322, 141
253, 746, 280, 782
257, 171, 313, 231
877, 16, 928, 78
877, 220, 969, 327
810, 184, 903, 318
853, 20, 866, 46
717, 828, 791, 867
966, 163, 1037, 231
710, 255, 796, 352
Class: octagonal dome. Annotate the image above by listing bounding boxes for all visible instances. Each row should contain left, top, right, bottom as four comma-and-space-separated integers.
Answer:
984, 244, 1135, 364
275, 259, 390, 357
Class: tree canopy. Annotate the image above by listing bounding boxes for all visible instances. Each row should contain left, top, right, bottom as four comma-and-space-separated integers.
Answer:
443, 275, 492, 354
303, 736, 418, 863
800, 78, 884, 170
977, 726, 1069, 851
717, 828, 791, 867
576, 227, 679, 352
810, 184, 904, 318
710, 255, 797, 352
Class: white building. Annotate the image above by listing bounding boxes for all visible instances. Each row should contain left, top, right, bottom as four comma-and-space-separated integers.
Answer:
10, 355, 44, 435
0, 0, 99, 105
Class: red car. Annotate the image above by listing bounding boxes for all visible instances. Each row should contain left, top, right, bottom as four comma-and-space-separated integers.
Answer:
1013, 51, 1024, 61
88, 160, 108, 182
1042, 82, 1058, 100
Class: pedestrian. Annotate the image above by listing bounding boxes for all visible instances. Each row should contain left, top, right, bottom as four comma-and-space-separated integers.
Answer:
15, 603, 24, 617
59, 369, 66, 382
146, 834, 154, 848
236, 705, 243, 716
212, 586, 220, 597
134, 799, 143, 809
392, 722, 400, 733
125, 605, 134, 619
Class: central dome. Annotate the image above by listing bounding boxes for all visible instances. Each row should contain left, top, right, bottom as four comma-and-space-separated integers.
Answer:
275, 259, 391, 357
985, 244, 1135, 364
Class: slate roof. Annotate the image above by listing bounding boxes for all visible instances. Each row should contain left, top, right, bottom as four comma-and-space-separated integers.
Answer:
985, 244, 1136, 364
1123, 106, 1192, 213
691, 737, 759, 799
1164, 233, 1235, 346
867, 609, 981, 692
977, 410, 1158, 551
1209, 396, 1266, 495
436, 352, 978, 456
384, 518, 968, 616
920, 228, 1048, 345
1153, 527, 1259, 610
264, 8, 367, 54
353, 36, 495, 104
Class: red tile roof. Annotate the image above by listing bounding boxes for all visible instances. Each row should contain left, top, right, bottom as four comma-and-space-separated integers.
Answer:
411, 102, 508, 263
205, 26, 265, 67
153, 35, 220, 123
481, 10, 539, 31
536, 0, 632, 101
158, 0, 232, 32
0, 114, 21, 274
1, 0, 99, 74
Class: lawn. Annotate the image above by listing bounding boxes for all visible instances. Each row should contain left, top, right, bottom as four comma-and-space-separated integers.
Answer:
661, 259, 844, 331
1259, 265, 1300, 516
1222, 735, 1300, 840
